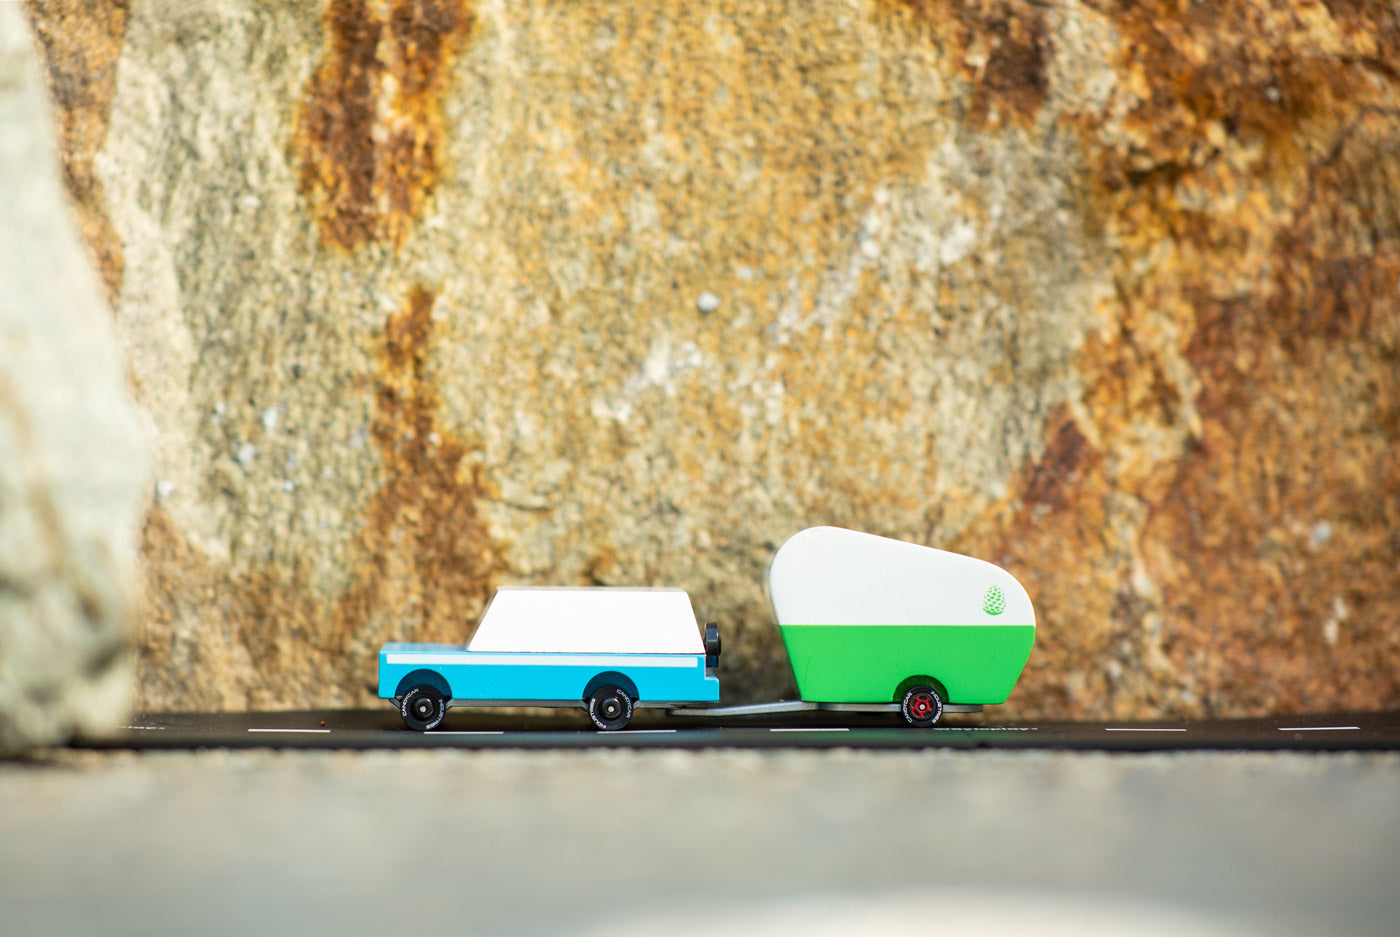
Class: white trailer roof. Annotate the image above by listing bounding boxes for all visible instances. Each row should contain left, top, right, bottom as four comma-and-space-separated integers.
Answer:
768, 526, 1035, 630
467, 586, 704, 654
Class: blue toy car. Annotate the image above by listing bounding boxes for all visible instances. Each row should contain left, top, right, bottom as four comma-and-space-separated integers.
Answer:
378, 586, 721, 730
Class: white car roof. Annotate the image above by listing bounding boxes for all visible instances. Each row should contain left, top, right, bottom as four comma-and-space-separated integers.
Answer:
468, 586, 704, 654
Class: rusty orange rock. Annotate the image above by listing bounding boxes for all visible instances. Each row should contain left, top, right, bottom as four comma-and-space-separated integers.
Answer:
23, 0, 1400, 716
296, 0, 474, 250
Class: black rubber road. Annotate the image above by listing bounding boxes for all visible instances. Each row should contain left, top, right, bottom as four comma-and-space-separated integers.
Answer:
82, 707, 1400, 752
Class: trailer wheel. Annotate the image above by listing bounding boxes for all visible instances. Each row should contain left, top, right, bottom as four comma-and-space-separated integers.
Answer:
587, 684, 634, 731
900, 685, 944, 728
401, 685, 447, 731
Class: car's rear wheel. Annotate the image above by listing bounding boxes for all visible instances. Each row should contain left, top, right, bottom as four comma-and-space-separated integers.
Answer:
401, 685, 447, 731
587, 684, 634, 731
900, 684, 943, 728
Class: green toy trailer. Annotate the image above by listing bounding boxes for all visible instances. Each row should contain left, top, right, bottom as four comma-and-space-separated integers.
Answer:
674, 526, 1035, 726
771, 526, 1035, 725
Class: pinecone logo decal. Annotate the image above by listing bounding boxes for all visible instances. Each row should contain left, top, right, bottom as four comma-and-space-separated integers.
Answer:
983, 585, 1006, 616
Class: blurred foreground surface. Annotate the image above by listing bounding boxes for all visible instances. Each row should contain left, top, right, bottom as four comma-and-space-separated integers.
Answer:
1, 748, 1396, 936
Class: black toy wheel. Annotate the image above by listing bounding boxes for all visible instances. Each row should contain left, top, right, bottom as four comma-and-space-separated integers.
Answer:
401, 685, 447, 731
900, 685, 944, 728
587, 684, 634, 731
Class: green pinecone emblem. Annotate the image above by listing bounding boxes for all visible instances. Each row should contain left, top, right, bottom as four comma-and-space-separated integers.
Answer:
983, 585, 1006, 616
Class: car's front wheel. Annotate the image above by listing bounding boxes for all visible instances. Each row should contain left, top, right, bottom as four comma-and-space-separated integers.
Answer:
401, 685, 447, 731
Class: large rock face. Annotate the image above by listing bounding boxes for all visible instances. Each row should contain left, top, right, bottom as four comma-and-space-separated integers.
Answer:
25, 0, 1400, 716
0, 5, 150, 752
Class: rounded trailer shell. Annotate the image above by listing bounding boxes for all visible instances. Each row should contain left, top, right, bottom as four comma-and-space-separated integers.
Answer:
768, 527, 1035, 706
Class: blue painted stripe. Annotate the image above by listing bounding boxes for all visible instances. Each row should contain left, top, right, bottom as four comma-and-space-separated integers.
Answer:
378, 648, 719, 704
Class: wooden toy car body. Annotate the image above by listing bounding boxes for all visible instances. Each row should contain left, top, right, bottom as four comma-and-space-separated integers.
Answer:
378, 586, 720, 730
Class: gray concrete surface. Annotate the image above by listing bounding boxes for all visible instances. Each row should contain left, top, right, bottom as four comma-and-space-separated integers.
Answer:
1, 748, 1396, 936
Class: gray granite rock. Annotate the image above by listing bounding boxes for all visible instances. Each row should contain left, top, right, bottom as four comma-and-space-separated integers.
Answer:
0, 5, 150, 753
23, 0, 1400, 717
